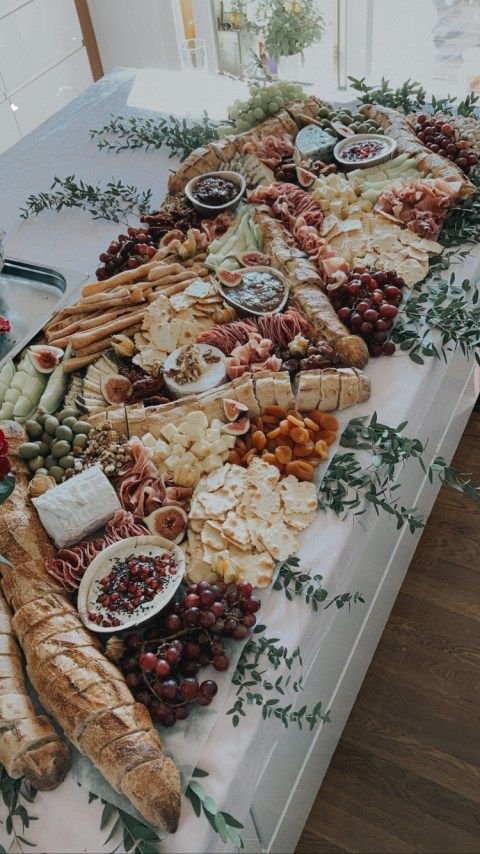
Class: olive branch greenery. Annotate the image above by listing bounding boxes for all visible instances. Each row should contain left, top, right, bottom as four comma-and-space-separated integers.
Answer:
227, 623, 330, 731
391, 272, 480, 366
0, 769, 38, 853
20, 177, 153, 225
347, 76, 479, 116
89, 112, 219, 161
185, 768, 244, 849
318, 413, 480, 531
273, 555, 365, 612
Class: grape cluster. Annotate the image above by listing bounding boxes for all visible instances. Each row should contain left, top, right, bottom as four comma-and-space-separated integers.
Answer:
327, 267, 405, 357
414, 115, 478, 174
95, 225, 159, 281
219, 81, 306, 136
120, 580, 261, 728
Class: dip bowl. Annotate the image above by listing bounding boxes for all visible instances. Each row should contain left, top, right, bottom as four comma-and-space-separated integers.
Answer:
218, 265, 289, 317
185, 170, 246, 214
77, 535, 185, 634
333, 133, 396, 169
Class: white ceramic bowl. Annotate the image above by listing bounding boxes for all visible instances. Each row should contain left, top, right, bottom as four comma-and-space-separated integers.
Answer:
185, 170, 246, 214
163, 343, 227, 398
77, 535, 185, 633
218, 265, 289, 317
333, 133, 397, 169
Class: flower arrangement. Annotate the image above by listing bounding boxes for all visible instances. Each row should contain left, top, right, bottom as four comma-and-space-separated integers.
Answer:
230, 0, 324, 59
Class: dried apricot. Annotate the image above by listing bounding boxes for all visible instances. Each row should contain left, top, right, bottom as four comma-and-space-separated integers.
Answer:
286, 460, 314, 480
265, 405, 288, 419
307, 429, 317, 442
228, 449, 243, 465
287, 414, 304, 428
287, 409, 303, 421
236, 439, 247, 455
289, 426, 310, 444
267, 427, 282, 439
262, 452, 277, 465
275, 445, 293, 465
242, 449, 257, 465
308, 411, 339, 431
278, 419, 291, 436
304, 417, 319, 432
251, 430, 266, 450
315, 439, 329, 459
318, 430, 337, 446
293, 441, 315, 457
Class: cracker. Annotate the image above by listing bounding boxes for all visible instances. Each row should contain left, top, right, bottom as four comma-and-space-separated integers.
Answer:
229, 550, 275, 588
259, 518, 298, 562
222, 511, 251, 550
283, 510, 317, 530
279, 476, 318, 515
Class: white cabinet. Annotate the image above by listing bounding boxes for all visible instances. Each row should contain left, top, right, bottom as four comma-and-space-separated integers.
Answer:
0, 0, 92, 149
0, 98, 21, 154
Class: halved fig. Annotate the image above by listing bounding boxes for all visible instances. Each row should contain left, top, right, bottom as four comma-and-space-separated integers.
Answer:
221, 415, 250, 435
222, 398, 248, 421
217, 268, 243, 288
237, 251, 270, 267
100, 373, 133, 405
143, 506, 187, 543
28, 345, 63, 374
296, 166, 316, 188
160, 229, 185, 247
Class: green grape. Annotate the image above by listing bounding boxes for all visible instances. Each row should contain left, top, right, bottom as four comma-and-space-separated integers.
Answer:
253, 107, 265, 120
229, 106, 240, 120
236, 119, 249, 131
268, 86, 281, 99
250, 85, 259, 95
267, 101, 278, 115
293, 84, 304, 97
254, 94, 264, 107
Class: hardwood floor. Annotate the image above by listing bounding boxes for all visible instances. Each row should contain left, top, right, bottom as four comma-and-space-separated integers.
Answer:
297, 410, 480, 854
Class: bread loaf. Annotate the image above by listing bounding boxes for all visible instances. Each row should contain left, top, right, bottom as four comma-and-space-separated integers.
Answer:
0, 584, 69, 789
0, 421, 181, 831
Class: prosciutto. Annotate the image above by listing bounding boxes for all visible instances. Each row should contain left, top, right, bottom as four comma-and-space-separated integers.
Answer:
375, 178, 456, 238
242, 131, 295, 169
46, 510, 149, 591
118, 439, 193, 517
197, 307, 310, 354
224, 332, 281, 379
249, 182, 324, 229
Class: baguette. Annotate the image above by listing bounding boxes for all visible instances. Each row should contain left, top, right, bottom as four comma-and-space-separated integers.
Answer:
0, 586, 70, 789
0, 423, 181, 831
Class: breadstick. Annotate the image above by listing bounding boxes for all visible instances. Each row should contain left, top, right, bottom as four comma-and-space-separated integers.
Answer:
79, 286, 131, 305
74, 323, 142, 357
72, 310, 145, 350
81, 259, 161, 297
147, 262, 184, 282
64, 353, 99, 371
48, 306, 142, 346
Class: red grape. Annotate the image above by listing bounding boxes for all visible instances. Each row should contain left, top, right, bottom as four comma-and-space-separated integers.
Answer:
125, 672, 140, 689
180, 678, 199, 700
212, 654, 229, 671
200, 680, 218, 698
184, 593, 200, 608
175, 704, 189, 721
337, 307, 351, 322
165, 646, 181, 665
382, 341, 396, 355
245, 596, 261, 613
155, 659, 170, 677
379, 303, 398, 319
139, 652, 157, 672
161, 679, 178, 699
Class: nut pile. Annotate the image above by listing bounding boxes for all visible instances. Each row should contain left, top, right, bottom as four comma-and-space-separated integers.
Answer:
73, 422, 133, 478
230, 405, 339, 481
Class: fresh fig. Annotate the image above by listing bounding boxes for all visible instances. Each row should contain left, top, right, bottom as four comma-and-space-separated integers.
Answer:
237, 251, 270, 267
143, 506, 188, 543
160, 229, 185, 247
296, 166, 316, 188
221, 415, 250, 435
217, 268, 243, 288
28, 345, 63, 374
100, 373, 133, 405
222, 398, 248, 422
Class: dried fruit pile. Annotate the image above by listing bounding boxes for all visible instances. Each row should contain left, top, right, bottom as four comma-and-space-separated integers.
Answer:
230, 405, 338, 480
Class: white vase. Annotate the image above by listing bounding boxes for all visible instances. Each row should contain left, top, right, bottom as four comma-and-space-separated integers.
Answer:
276, 52, 303, 80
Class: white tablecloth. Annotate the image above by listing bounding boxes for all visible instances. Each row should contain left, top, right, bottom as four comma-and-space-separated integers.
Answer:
0, 68, 477, 854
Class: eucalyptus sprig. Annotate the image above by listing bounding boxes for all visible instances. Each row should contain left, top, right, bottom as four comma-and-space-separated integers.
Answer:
438, 169, 480, 249
347, 76, 426, 112
20, 176, 153, 225
228, 625, 329, 731
185, 768, 244, 849
90, 112, 219, 161
391, 273, 480, 365
274, 555, 365, 612
91, 791, 160, 854
0, 769, 38, 853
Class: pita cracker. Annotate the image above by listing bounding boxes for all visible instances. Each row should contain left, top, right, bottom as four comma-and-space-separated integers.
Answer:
201, 522, 229, 551
259, 518, 298, 562
222, 512, 251, 549
198, 489, 237, 517
205, 466, 228, 492
280, 477, 318, 515
284, 510, 317, 530
229, 550, 275, 588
